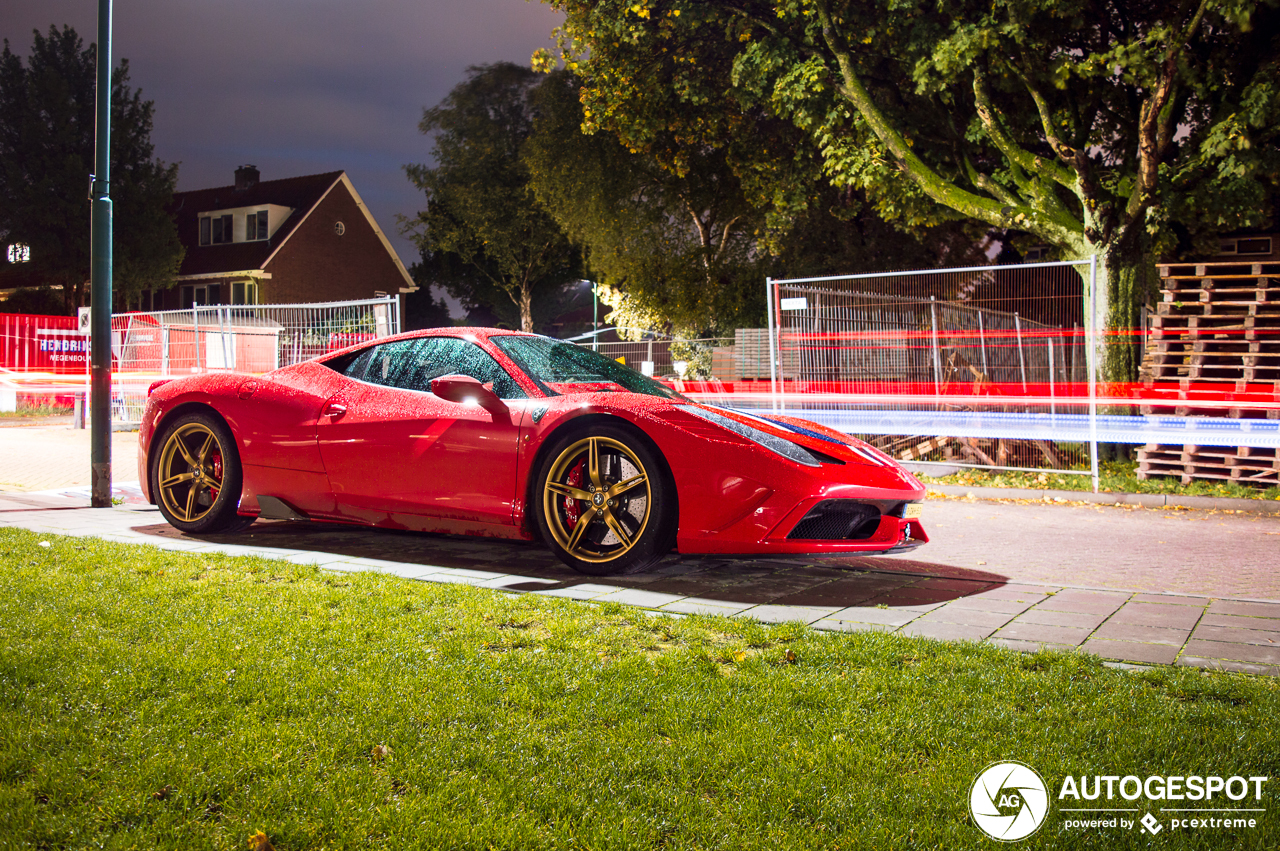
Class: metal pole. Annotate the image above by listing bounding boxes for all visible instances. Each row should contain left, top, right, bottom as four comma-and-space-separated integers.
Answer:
193, 303, 201, 371
89, 0, 114, 507
592, 281, 598, 352
1072, 322, 1079, 384
1088, 256, 1100, 493
1015, 312, 1027, 391
765, 277, 778, 412
978, 311, 988, 377
219, 306, 229, 369
929, 296, 942, 394
1048, 335, 1056, 416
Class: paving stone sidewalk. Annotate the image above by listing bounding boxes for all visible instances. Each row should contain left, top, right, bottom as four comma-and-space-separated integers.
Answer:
2, 491, 1277, 677
0, 425, 138, 492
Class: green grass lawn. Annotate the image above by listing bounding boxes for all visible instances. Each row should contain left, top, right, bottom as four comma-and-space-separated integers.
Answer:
922, 460, 1280, 502
1, 527, 1277, 849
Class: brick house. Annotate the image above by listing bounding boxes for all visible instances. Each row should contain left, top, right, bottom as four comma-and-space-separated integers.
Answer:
134, 165, 414, 310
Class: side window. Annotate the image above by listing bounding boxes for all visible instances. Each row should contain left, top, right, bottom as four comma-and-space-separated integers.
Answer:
359, 339, 423, 389
334, 347, 374, 379
430, 338, 525, 399
350, 338, 525, 399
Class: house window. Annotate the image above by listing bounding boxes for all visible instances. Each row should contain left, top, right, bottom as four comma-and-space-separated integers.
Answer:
200, 215, 233, 245
246, 211, 268, 241
231, 281, 259, 305
1219, 237, 1272, 256
180, 284, 222, 307
334, 221, 345, 236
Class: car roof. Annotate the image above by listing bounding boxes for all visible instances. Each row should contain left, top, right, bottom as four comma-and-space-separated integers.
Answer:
315, 326, 544, 362
394, 327, 541, 343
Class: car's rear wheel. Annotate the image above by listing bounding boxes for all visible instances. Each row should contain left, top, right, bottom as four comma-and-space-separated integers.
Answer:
152, 412, 252, 534
536, 425, 675, 575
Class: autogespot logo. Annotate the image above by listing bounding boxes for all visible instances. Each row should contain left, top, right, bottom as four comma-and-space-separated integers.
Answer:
970, 762, 1051, 841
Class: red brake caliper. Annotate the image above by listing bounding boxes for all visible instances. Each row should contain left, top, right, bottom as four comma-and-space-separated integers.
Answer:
209, 451, 223, 500
563, 460, 585, 529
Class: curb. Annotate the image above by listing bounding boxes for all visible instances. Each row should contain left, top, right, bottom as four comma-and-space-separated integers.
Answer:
926, 484, 1280, 515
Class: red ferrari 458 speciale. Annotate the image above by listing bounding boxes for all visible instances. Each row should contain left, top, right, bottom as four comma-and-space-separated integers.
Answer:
139, 328, 927, 574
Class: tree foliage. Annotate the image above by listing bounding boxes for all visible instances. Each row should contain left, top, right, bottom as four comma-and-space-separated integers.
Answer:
404, 63, 582, 333
524, 68, 984, 336
539, 0, 1280, 378
524, 69, 767, 336
0, 25, 183, 311
0, 286, 68, 316
400, 274, 454, 332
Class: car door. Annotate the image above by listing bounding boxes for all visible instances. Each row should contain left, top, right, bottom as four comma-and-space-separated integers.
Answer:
317, 336, 527, 528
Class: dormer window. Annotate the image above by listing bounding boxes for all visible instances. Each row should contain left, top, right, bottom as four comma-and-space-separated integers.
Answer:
246, 211, 268, 241
200, 214, 233, 245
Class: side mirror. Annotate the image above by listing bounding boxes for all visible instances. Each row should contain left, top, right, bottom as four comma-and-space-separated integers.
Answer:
430, 374, 507, 415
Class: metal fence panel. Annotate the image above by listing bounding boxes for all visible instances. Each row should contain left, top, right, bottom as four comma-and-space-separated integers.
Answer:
765, 261, 1100, 481
107, 296, 399, 424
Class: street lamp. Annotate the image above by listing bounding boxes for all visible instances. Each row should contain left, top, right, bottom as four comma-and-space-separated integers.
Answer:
90, 0, 114, 507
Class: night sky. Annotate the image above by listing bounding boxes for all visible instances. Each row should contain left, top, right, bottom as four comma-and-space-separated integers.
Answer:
2, 0, 565, 275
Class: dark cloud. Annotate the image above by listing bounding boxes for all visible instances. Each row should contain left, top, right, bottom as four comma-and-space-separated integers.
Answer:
2, 0, 564, 268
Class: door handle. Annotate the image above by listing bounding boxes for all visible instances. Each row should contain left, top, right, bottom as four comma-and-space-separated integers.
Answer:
324, 403, 347, 418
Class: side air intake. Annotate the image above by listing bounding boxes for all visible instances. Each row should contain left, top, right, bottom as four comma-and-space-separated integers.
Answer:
787, 500, 883, 540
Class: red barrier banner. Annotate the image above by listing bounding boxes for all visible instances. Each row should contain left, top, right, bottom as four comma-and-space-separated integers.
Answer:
0, 313, 86, 374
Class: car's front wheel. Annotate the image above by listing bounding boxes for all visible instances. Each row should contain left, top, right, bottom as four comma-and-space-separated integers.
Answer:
151, 411, 253, 534
535, 424, 675, 575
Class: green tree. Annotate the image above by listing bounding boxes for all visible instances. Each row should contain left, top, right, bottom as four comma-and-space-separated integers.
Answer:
524, 69, 983, 336
0, 25, 183, 312
400, 273, 455, 332
0, 286, 68, 316
524, 69, 767, 336
404, 62, 582, 333
539, 0, 1280, 379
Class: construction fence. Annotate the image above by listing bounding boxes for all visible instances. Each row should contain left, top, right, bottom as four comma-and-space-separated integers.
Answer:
0, 296, 399, 422
586, 330, 776, 383
764, 261, 1099, 478
589, 259, 1277, 488
745, 258, 1280, 488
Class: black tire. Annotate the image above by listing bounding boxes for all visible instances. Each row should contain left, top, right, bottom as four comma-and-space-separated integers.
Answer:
151, 411, 253, 534
534, 423, 676, 575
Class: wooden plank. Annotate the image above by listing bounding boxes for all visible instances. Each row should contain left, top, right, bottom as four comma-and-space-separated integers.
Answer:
1229, 467, 1280, 484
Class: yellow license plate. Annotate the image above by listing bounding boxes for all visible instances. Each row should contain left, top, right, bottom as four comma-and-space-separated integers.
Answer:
903, 503, 923, 519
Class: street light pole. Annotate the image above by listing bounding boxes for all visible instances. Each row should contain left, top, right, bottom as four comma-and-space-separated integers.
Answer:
591, 280, 598, 352
90, 0, 113, 507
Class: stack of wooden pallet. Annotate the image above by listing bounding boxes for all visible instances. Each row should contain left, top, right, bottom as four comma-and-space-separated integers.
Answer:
1137, 260, 1280, 487
1137, 444, 1280, 486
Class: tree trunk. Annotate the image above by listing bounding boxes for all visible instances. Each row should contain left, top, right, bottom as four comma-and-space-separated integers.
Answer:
519, 279, 534, 332
1083, 239, 1153, 385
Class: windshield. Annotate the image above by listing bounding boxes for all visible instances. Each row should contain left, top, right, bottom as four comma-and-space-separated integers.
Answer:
492, 335, 685, 400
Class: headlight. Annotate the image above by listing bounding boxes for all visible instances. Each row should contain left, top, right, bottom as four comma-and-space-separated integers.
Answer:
677, 405, 820, 467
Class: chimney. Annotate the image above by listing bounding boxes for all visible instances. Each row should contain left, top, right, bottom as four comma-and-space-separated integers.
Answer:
235, 164, 260, 191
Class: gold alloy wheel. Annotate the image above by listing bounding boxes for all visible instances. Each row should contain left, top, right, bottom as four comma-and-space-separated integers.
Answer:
156, 422, 226, 524
543, 436, 652, 564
